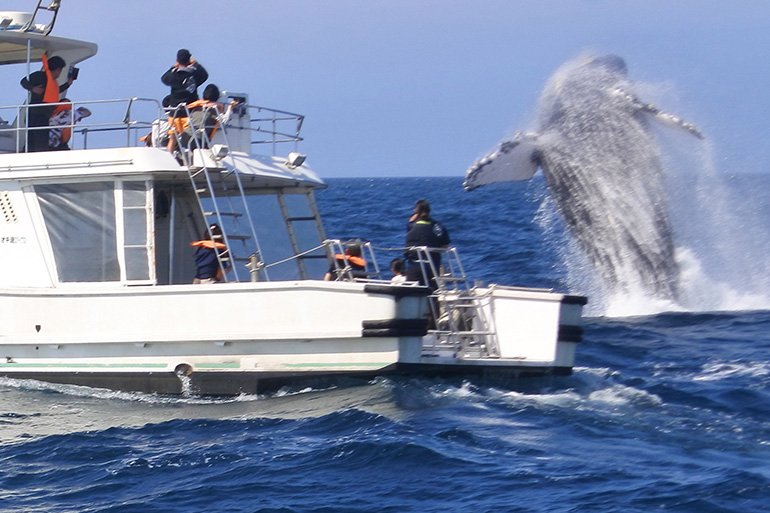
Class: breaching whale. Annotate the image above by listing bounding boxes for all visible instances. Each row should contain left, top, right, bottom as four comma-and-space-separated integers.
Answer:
464, 55, 703, 301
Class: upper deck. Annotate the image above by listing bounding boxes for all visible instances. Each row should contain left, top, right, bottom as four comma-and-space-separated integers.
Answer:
0, 95, 323, 189
0, 8, 322, 190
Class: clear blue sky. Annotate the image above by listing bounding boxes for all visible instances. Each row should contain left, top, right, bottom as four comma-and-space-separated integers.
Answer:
4, 0, 770, 177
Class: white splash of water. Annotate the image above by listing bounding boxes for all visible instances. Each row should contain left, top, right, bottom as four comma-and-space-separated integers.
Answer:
665, 136, 770, 313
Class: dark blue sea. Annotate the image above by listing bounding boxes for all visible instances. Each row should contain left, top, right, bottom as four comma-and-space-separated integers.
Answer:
2, 175, 770, 512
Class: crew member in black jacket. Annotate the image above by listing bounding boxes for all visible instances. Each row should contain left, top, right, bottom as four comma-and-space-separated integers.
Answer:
404, 199, 450, 288
161, 48, 208, 108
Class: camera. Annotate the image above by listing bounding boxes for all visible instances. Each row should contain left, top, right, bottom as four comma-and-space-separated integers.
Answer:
229, 96, 247, 116
68, 66, 79, 80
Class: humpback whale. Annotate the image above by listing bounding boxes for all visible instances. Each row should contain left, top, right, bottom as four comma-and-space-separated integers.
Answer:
464, 55, 703, 301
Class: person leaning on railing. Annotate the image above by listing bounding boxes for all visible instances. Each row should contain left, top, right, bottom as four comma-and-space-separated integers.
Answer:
167, 83, 239, 154
324, 244, 366, 281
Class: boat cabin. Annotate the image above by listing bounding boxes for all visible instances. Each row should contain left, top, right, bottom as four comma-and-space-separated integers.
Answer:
0, 8, 334, 289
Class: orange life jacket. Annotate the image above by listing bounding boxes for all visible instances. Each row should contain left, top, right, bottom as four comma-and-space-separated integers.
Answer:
190, 239, 228, 280
41, 54, 60, 104
50, 101, 74, 144
334, 253, 366, 267
190, 240, 227, 250
168, 100, 222, 137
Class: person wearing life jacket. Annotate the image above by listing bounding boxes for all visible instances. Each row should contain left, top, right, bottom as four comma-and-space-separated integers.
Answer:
190, 223, 230, 284
20, 55, 76, 152
324, 244, 366, 281
167, 83, 238, 153
48, 100, 92, 150
404, 199, 450, 288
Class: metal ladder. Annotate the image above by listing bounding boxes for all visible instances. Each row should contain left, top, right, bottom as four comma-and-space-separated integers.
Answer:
276, 190, 327, 279
415, 247, 500, 358
175, 105, 266, 282
23, 0, 60, 34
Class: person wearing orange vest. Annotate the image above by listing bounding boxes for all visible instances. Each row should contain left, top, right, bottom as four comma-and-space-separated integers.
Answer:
20, 55, 76, 152
167, 83, 238, 153
190, 223, 230, 284
324, 244, 366, 281
48, 101, 91, 150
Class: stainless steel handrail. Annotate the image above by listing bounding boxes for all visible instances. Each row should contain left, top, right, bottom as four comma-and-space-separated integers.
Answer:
0, 97, 163, 152
0, 98, 306, 155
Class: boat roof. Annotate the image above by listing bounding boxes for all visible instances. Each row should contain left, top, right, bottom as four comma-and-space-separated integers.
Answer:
0, 147, 327, 190
0, 11, 97, 67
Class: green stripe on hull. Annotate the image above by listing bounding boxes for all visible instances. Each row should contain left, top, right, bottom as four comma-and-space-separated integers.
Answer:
281, 362, 391, 368
0, 362, 167, 369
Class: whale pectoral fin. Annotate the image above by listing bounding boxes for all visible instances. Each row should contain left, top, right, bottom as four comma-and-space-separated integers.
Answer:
614, 88, 704, 139
642, 103, 704, 139
463, 132, 542, 191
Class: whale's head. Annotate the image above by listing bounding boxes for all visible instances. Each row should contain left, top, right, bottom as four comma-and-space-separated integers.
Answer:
585, 55, 628, 76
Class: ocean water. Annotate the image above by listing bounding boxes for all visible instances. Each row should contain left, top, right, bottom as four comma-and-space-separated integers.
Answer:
2, 176, 770, 512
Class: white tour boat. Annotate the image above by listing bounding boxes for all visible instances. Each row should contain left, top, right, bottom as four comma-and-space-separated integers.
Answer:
0, 4, 586, 395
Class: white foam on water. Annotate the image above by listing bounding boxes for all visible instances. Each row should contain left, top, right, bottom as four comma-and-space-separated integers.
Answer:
587, 384, 663, 407
693, 361, 770, 382
676, 247, 770, 312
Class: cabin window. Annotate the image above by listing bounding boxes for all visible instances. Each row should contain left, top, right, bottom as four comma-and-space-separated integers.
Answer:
121, 181, 151, 281
247, 191, 325, 281
35, 180, 154, 284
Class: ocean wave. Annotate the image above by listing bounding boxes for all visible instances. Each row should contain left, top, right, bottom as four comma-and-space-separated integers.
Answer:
693, 361, 770, 382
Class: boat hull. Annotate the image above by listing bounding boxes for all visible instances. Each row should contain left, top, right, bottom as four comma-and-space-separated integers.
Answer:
0, 281, 430, 394
0, 282, 586, 395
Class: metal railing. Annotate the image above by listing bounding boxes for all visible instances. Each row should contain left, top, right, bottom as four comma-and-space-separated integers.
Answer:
323, 239, 380, 282
248, 105, 304, 155
0, 97, 305, 156
319, 241, 503, 358
0, 97, 162, 153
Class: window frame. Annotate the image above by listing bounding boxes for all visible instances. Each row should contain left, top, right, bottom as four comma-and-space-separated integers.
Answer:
31, 178, 155, 286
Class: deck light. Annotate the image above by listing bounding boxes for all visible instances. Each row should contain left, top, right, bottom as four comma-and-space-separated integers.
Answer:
211, 144, 229, 160
286, 152, 306, 169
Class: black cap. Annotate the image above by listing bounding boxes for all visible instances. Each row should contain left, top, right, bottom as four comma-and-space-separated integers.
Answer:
20, 70, 47, 90
177, 49, 191, 65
